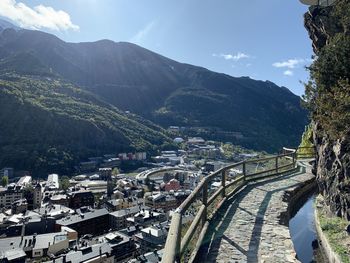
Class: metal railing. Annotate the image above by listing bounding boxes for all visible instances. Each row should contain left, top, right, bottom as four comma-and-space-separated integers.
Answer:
162, 148, 298, 263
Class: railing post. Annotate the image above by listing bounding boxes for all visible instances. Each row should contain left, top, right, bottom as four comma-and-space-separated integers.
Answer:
293, 152, 297, 167
221, 170, 226, 198
202, 181, 208, 226
275, 156, 279, 174
243, 161, 246, 181
161, 212, 182, 263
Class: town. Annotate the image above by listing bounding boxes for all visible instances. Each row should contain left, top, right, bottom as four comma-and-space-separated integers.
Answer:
0, 136, 260, 263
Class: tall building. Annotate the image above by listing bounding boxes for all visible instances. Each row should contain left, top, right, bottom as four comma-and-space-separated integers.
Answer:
33, 183, 43, 209
0, 167, 14, 178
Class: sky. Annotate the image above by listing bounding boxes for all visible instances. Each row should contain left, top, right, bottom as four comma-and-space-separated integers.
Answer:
0, 0, 314, 96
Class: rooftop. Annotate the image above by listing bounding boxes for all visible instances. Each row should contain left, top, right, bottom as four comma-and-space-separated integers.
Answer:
0, 231, 67, 255
56, 208, 109, 226
109, 205, 148, 218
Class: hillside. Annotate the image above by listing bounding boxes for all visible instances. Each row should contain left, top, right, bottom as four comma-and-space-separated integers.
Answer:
0, 23, 308, 151
0, 73, 170, 175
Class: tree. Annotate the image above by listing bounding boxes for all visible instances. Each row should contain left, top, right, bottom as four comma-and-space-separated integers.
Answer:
112, 168, 120, 176
60, 176, 70, 192
1, 176, 8, 187
303, 1, 350, 140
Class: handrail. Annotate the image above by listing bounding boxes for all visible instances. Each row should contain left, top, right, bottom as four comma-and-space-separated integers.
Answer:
162, 148, 299, 263
284, 146, 316, 159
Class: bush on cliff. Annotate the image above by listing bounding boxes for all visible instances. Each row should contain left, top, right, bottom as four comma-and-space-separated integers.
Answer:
304, 1, 350, 140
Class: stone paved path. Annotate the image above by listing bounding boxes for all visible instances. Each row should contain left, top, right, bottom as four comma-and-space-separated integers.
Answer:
198, 164, 315, 263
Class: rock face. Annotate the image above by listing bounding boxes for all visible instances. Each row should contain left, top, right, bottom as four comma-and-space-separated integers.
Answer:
304, 4, 350, 220
313, 123, 350, 220
304, 6, 342, 52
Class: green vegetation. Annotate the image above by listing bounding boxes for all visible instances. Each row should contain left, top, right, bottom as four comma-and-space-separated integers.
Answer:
23, 184, 34, 203
297, 125, 315, 158
303, 0, 350, 140
59, 176, 70, 192
1, 176, 8, 187
221, 143, 264, 160
0, 27, 308, 153
155, 79, 308, 152
112, 168, 120, 176
0, 74, 171, 176
316, 195, 350, 263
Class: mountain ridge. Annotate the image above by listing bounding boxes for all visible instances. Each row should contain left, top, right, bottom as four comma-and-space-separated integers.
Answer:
0, 20, 308, 162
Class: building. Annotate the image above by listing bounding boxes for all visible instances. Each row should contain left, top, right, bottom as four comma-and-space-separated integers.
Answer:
127, 210, 166, 227
187, 137, 205, 145
0, 187, 23, 209
101, 232, 137, 262
68, 191, 94, 209
46, 174, 59, 190
105, 198, 140, 212
135, 152, 147, 161
144, 193, 177, 211
109, 206, 146, 230
0, 231, 72, 260
204, 161, 226, 172
99, 168, 112, 180
100, 158, 121, 168
49, 194, 69, 207
164, 179, 180, 192
35, 204, 74, 219
128, 249, 164, 263
56, 208, 109, 237
33, 183, 43, 209
16, 176, 32, 189
11, 199, 28, 214
134, 224, 168, 254
79, 161, 97, 172
173, 137, 184, 144
77, 180, 108, 194
168, 126, 180, 132
44, 232, 136, 263
0, 167, 14, 178
0, 212, 57, 237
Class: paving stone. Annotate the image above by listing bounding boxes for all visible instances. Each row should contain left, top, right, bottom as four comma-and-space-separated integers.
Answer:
200, 165, 314, 263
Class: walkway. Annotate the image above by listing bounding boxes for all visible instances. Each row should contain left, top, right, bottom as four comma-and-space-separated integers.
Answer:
197, 163, 315, 263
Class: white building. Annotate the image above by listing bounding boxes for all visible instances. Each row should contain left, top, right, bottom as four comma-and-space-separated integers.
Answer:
46, 174, 59, 190
16, 176, 32, 188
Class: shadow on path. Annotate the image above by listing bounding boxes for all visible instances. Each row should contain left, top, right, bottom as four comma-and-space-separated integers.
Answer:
196, 167, 306, 262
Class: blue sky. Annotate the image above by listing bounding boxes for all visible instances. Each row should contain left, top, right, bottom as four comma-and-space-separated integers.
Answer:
0, 0, 314, 96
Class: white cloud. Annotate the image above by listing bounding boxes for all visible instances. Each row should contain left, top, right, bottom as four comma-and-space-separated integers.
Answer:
0, 0, 79, 31
272, 58, 305, 69
213, 52, 251, 61
283, 70, 294, 76
131, 21, 156, 44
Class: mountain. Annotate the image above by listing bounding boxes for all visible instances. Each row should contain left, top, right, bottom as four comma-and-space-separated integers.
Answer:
0, 73, 171, 175
0, 20, 308, 154
0, 19, 19, 32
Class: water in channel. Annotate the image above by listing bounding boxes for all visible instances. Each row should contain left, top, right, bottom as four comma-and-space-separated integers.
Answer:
289, 195, 320, 263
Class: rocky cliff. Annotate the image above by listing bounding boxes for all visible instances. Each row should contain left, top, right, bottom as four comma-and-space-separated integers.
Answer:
304, 1, 350, 220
